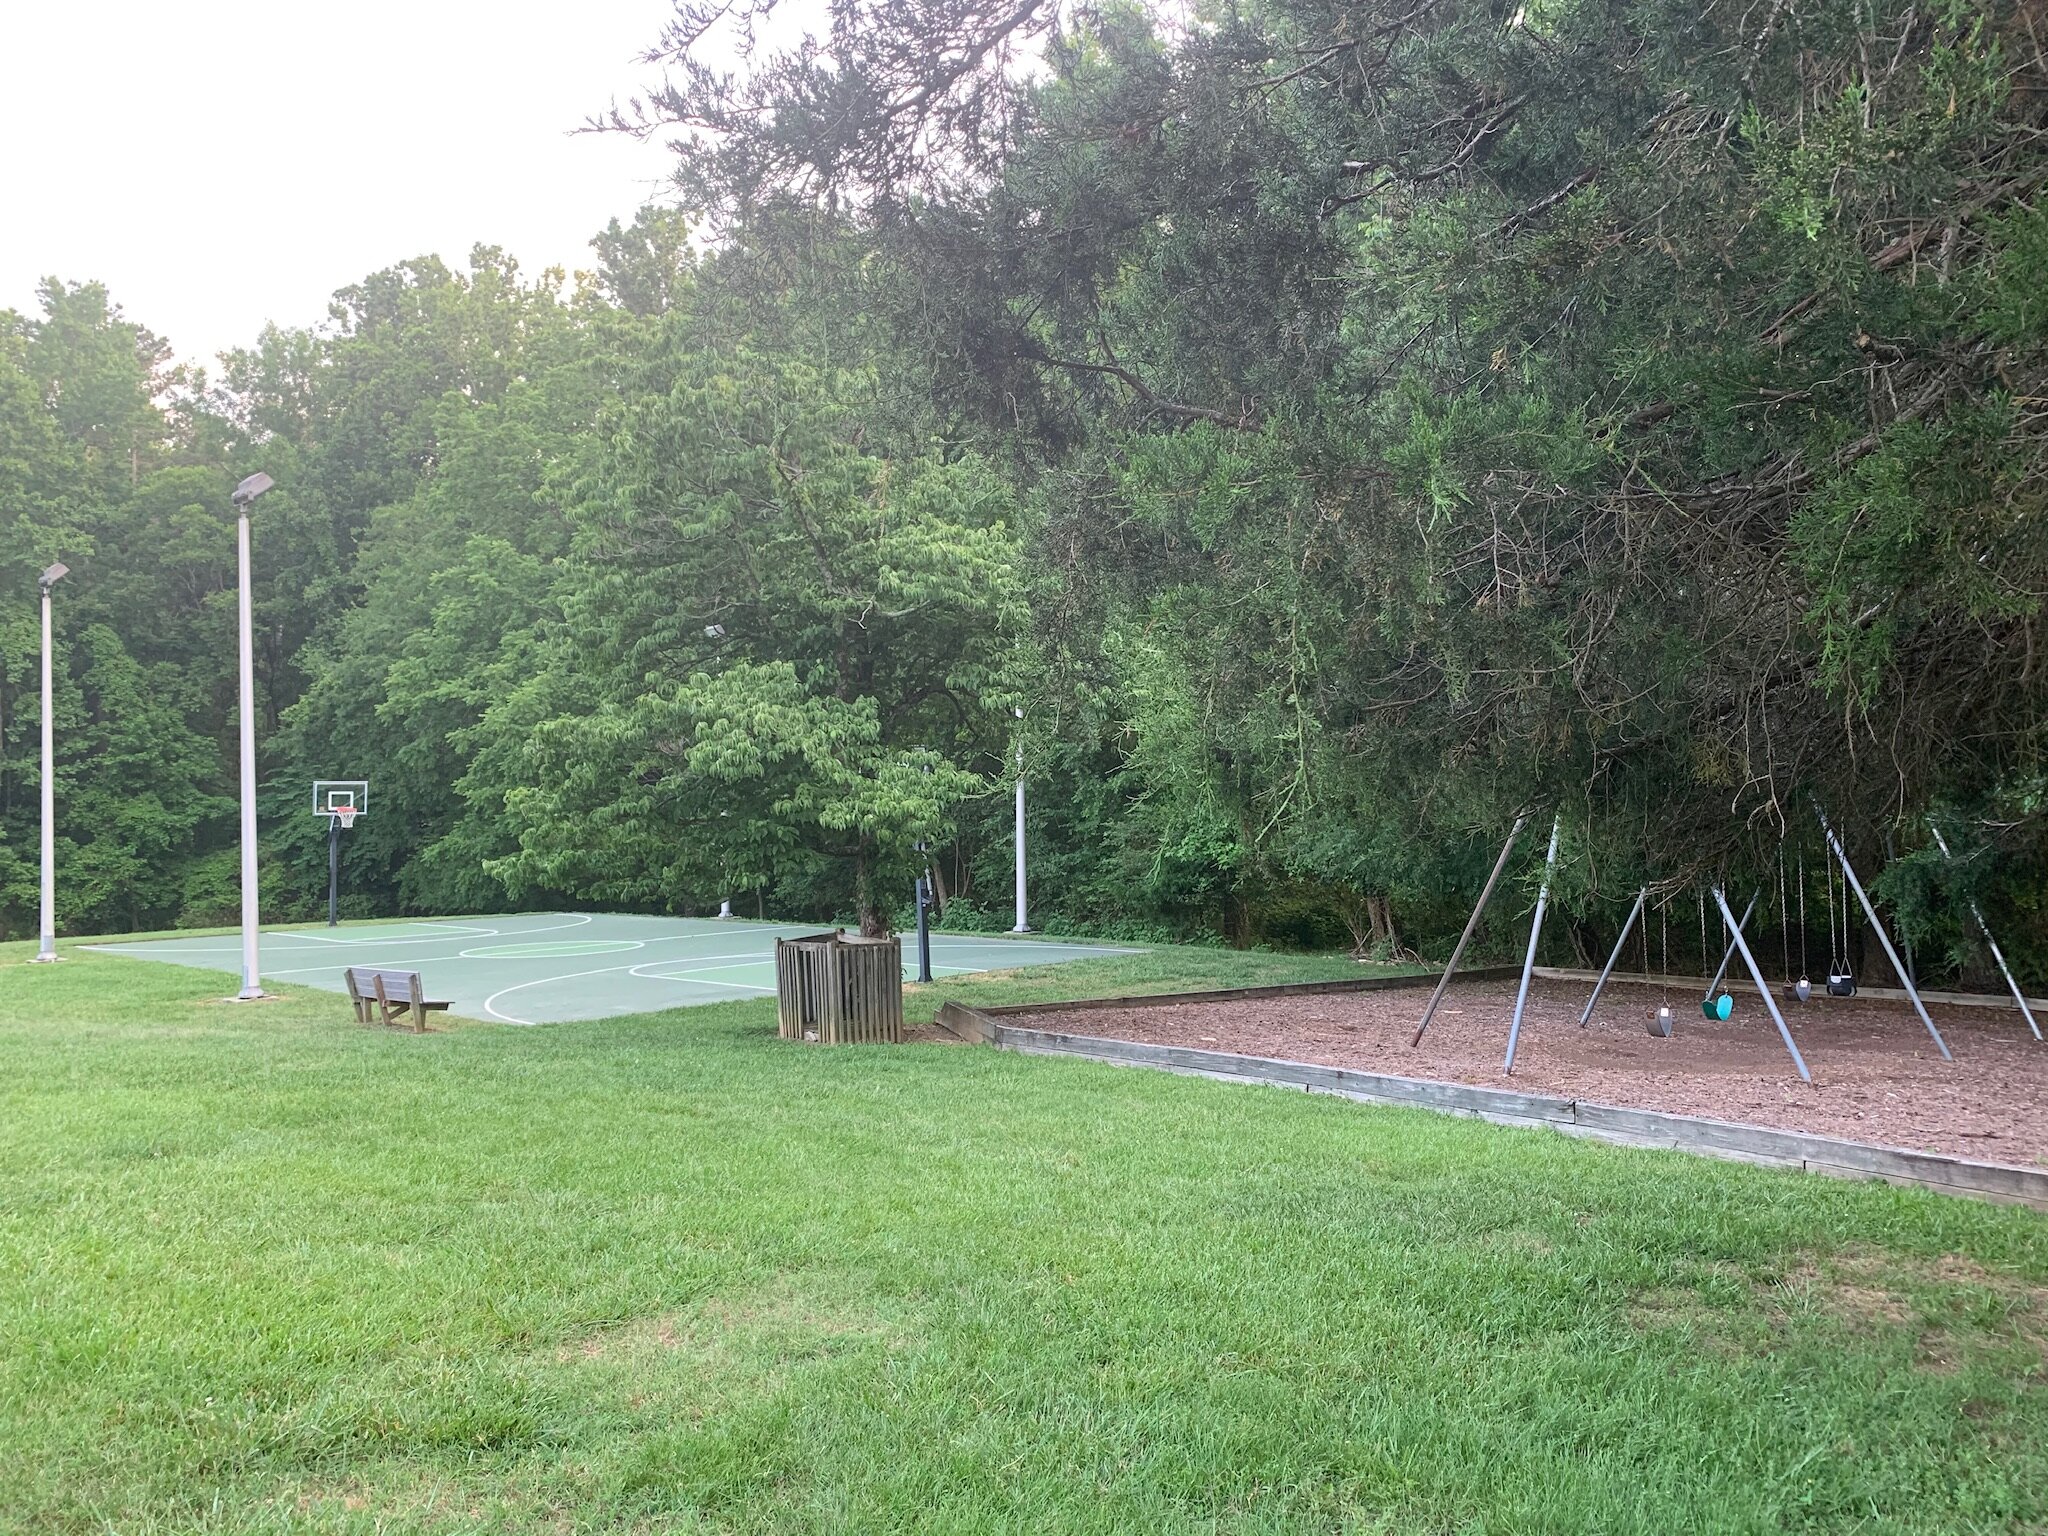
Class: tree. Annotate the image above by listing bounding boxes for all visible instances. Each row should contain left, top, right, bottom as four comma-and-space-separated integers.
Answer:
630, 0, 2048, 958
478, 339, 1024, 933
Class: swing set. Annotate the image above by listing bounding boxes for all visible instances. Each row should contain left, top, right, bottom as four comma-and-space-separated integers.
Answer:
1414, 804, 2039, 1080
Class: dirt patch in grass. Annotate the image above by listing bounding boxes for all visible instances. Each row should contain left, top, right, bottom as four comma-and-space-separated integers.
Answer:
1002, 976, 2048, 1164
1634, 1249, 2048, 1369
560, 1280, 894, 1367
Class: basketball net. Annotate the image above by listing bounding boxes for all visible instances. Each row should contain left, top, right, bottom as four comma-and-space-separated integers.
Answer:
333, 805, 358, 829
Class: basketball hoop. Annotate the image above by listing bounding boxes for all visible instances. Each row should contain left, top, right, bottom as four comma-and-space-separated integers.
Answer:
313, 779, 369, 928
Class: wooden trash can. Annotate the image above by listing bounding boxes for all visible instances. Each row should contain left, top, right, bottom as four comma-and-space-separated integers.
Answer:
774, 930, 904, 1044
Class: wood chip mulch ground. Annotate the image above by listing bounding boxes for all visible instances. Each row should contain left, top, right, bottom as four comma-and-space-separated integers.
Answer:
998, 976, 2048, 1167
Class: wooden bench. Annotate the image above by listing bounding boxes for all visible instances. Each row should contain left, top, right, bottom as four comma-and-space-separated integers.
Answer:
343, 967, 452, 1033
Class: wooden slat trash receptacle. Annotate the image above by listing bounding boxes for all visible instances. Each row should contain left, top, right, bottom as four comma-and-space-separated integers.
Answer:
775, 930, 904, 1044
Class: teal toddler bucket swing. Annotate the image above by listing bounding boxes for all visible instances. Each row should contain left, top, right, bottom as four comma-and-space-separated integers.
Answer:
1698, 888, 1735, 1021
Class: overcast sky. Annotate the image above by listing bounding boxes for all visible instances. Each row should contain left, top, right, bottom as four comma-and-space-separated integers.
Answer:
0, 0, 705, 369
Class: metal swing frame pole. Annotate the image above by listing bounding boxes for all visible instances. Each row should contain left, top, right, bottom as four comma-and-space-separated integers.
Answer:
1701, 889, 1760, 1003
1713, 885, 1811, 1084
1579, 886, 1646, 1026
1815, 805, 1952, 1061
1413, 813, 1530, 1045
1929, 823, 2042, 1043
1504, 814, 1563, 1075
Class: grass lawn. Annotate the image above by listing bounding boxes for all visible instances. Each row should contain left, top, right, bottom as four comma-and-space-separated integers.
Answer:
2, 938, 2045, 1534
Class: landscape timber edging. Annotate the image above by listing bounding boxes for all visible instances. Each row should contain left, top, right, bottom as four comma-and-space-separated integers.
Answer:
932, 1000, 2048, 1211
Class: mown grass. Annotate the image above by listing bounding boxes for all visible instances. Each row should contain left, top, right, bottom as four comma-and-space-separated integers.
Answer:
2, 939, 2045, 1534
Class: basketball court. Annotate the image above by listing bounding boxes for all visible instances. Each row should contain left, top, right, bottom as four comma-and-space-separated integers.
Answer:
82, 913, 1143, 1025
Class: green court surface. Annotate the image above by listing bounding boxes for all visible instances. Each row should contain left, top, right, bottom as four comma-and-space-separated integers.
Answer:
82, 914, 1142, 1025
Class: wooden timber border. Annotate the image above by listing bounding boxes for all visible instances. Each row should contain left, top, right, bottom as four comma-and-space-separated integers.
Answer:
933, 970, 2048, 1211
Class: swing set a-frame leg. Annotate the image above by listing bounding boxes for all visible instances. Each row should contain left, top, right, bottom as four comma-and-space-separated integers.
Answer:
1714, 885, 1811, 1084
1701, 889, 1759, 1004
1579, 887, 1646, 1026
1504, 815, 1563, 1075
1816, 805, 1953, 1062
1928, 823, 2042, 1043
1414, 813, 1530, 1046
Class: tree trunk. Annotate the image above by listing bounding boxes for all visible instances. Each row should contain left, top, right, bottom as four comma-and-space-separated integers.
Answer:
1350, 893, 1418, 963
856, 843, 889, 936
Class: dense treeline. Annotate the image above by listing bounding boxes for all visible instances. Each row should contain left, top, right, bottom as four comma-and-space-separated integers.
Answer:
4, 0, 2046, 982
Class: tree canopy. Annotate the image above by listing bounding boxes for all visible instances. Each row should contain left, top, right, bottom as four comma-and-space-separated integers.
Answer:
4, 0, 2046, 985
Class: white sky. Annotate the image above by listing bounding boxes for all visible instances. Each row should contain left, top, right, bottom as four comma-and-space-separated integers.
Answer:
0, 0, 711, 369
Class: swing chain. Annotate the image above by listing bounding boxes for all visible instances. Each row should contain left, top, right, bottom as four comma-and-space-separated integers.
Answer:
1697, 888, 1707, 981
1778, 850, 1791, 982
1797, 852, 1807, 977
1660, 895, 1669, 997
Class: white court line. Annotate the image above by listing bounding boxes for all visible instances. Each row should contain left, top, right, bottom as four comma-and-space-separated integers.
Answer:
266, 935, 786, 982
276, 913, 596, 948
80, 913, 595, 960
454, 940, 644, 959
241, 917, 632, 977
627, 960, 774, 991
481, 950, 797, 1024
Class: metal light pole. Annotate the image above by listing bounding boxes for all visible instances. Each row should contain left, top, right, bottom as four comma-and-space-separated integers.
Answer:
232, 472, 273, 1000
1011, 706, 1028, 933
34, 562, 68, 963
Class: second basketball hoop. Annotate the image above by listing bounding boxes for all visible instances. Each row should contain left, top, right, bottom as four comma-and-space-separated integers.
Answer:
313, 780, 369, 927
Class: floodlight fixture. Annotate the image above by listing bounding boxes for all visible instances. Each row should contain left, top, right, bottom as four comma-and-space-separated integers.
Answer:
705, 623, 727, 639
40, 562, 68, 588
232, 471, 275, 506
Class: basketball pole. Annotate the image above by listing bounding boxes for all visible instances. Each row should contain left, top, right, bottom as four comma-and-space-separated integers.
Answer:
328, 815, 341, 928
915, 854, 934, 984
232, 473, 273, 1001
34, 563, 67, 963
